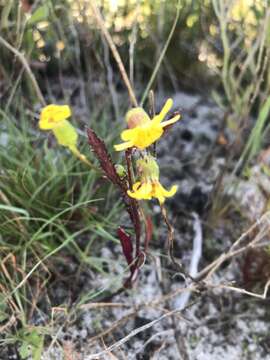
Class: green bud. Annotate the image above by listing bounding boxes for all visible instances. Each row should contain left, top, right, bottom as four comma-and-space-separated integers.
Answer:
115, 164, 127, 178
125, 107, 150, 129
136, 155, 159, 181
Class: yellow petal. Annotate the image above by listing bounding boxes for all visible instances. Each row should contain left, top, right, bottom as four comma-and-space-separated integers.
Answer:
39, 104, 71, 130
157, 194, 165, 204
161, 184, 178, 197
127, 189, 146, 200
160, 98, 173, 118
52, 120, 78, 148
121, 128, 137, 141
127, 190, 136, 199
134, 125, 163, 149
151, 183, 165, 203
139, 182, 152, 197
132, 182, 142, 191
114, 141, 134, 151
128, 182, 152, 200
152, 182, 177, 204
161, 114, 181, 128
152, 98, 173, 125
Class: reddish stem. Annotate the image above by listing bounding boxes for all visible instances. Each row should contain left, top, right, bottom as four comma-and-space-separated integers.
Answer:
125, 149, 141, 259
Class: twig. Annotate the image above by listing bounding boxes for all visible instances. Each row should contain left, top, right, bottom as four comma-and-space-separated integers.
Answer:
85, 306, 190, 359
101, 338, 119, 360
160, 204, 192, 281
90, 1, 138, 107
101, 37, 119, 119
83, 289, 195, 352
211, 278, 270, 300
0, 314, 17, 333
129, 4, 139, 87
140, 0, 181, 106
125, 150, 141, 260
0, 35, 46, 106
195, 211, 270, 281
88, 311, 138, 345
79, 302, 129, 310
135, 330, 174, 359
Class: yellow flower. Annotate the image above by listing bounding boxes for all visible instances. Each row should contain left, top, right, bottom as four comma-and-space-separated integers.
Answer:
114, 98, 180, 151
39, 104, 94, 168
39, 104, 71, 130
127, 155, 177, 204
128, 180, 177, 204
39, 104, 78, 151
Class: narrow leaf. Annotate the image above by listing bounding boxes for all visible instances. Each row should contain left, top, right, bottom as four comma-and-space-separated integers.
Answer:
144, 216, 153, 252
28, 4, 49, 25
0, 204, 29, 217
118, 227, 133, 266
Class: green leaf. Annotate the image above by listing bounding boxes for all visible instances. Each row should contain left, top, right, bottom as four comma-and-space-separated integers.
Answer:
0, 294, 8, 322
234, 96, 270, 173
0, 205, 29, 218
248, 96, 270, 157
19, 329, 44, 360
19, 342, 31, 359
33, 335, 44, 360
28, 4, 49, 25
0, 0, 13, 29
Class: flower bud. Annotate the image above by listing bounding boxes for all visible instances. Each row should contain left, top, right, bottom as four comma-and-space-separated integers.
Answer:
136, 155, 159, 181
125, 108, 150, 129
115, 164, 127, 178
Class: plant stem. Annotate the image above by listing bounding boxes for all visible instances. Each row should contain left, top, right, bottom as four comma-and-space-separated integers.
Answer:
0, 35, 46, 106
90, 1, 138, 108
125, 150, 141, 259
140, 0, 181, 106
70, 146, 100, 172
161, 204, 193, 281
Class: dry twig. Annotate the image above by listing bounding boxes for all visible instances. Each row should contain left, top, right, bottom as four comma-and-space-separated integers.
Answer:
89, 1, 138, 107
0, 35, 46, 106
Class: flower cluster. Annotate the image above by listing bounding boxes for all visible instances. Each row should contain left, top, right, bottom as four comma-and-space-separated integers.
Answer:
39, 99, 180, 286
39, 98, 180, 204
115, 98, 180, 204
